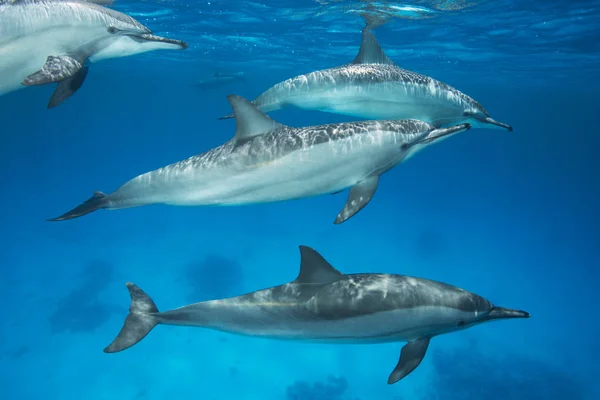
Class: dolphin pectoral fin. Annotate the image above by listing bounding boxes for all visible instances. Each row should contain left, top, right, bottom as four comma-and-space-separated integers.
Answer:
334, 175, 379, 224
388, 337, 431, 384
104, 283, 160, 353
47, 66, 89, 108
22, 55, 84, 86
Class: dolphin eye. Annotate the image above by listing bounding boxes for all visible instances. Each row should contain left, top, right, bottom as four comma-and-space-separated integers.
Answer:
458, 320, 466, 327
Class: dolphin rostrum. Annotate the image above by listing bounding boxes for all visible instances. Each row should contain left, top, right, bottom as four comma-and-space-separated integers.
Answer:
0, 0, 187, 108
104, 245, 530, 384
219, 28, 512, 131
48, 95, 471, 223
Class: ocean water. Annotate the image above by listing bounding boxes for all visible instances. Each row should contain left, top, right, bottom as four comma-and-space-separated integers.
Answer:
1, 0, 599, 399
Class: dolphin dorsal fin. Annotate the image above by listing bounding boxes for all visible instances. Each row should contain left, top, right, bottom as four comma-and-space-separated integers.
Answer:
227, 95, 285, 142
351, 28, 395, 65
294, 246, 344, 285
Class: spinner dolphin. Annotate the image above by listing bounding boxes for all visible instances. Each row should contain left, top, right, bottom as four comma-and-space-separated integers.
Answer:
104, 246, 529, 384
48, 95, 471, 224
220, 28, 512, 131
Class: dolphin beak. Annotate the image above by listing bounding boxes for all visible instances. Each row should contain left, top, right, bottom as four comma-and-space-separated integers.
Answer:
483, 117, 513, 132
483, 306, 530, 321
412, 123, 472, 147
136, 33, 188, 49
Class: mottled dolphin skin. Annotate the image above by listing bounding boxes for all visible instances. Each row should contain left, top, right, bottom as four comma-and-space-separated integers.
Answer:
219, 28, 512, 131
48, 95, 472, 224
0, 0, 187, 108
104, 246, 529, 384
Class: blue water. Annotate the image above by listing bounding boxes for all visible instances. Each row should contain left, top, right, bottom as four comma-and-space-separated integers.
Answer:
1, 0, 599, 399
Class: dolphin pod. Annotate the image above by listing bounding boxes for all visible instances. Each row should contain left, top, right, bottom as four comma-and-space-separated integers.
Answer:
0, 0, 187, 108
7, 0, 529, 386
105, 246, 529, 384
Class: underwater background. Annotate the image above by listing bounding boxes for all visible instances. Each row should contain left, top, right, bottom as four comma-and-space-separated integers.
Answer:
1, 0, 599, 399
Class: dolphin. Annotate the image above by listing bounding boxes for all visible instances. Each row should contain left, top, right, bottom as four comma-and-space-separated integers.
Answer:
194, 71, 246, 90
48, 95, 471, 224
219, 28, 512, 131
104, 245, 530, 384
0, 0, 187, 108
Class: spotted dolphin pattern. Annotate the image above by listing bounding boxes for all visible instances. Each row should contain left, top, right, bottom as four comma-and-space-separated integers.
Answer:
48, 95, 472, 224
219, 28, 512, 131
104, 246, 529, 384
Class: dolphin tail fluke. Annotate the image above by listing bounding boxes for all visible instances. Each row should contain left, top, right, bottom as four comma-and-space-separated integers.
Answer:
104, 283, 159, 353
47, 191, 109, 222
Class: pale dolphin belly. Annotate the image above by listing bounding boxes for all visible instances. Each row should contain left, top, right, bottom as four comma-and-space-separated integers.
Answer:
158, 301, 473, 343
